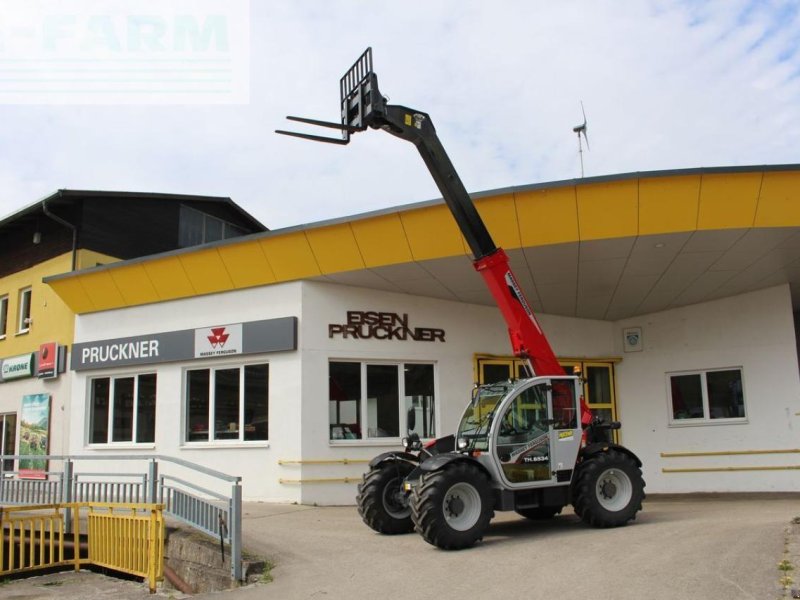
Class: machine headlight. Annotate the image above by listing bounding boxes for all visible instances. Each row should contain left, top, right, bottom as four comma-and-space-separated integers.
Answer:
457, 438, 469, 450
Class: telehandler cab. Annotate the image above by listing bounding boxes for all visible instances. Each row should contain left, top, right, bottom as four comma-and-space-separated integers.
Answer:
277, 48, 645, 550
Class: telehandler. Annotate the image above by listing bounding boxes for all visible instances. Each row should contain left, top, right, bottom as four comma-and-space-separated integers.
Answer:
278, 48, 645, 550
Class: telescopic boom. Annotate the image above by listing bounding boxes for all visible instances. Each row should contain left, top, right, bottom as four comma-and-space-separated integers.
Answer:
277, 48, 563, 377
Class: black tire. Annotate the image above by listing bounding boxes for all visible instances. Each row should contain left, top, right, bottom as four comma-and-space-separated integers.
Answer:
516, 506, 563, 520
357, 461, 415, 534
572, 450, 645, 528
410, 462, 494, 550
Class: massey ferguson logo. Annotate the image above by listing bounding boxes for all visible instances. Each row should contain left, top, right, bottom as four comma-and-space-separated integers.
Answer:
207, 327, 230, 348
194, 324, 242, 358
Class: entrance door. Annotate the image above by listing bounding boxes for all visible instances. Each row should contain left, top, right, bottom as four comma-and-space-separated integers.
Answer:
475, 356, 619, 442
582, 362, 617, 426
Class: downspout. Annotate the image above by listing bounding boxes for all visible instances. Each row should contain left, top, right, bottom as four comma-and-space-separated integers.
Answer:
42, 190, 78, 271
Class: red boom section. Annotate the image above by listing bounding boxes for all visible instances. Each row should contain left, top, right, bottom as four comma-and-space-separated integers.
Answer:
473, 249, 564, 377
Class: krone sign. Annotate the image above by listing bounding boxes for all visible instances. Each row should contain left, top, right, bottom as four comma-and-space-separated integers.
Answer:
0, 353, 35, 382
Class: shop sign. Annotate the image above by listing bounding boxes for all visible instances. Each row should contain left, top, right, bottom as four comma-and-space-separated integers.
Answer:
328, 311, 445, 342
194, 324, 243, 358
0, 353, 36, 382
38, 342, 58, 379
71, 316, 297, 371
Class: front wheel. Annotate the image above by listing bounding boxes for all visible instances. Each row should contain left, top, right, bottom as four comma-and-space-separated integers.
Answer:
572, 450, 645, 528
357, 461, 415, 534
410, 462, 494, 550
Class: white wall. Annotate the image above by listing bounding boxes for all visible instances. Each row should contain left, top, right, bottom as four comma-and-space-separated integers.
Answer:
614, 285, 800, 493
67, 279, 800, 504
297, 281, 616, 505
70, 282, 305, 502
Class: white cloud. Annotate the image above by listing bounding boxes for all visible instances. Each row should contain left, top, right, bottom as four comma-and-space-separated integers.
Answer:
0, 0, 798, 228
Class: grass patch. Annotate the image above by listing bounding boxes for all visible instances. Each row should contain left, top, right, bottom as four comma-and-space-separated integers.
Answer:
259, 560, 275, 584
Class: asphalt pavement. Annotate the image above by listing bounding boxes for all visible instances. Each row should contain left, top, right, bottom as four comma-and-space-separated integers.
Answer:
3, 494, 800, 600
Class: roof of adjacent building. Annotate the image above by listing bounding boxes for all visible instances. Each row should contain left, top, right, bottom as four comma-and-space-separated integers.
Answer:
0, 189, 266, 232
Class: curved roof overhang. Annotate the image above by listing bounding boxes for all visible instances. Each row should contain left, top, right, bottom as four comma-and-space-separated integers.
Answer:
45, 165, 800, 321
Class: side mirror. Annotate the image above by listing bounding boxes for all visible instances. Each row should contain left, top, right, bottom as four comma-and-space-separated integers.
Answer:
403, 432, 422, 451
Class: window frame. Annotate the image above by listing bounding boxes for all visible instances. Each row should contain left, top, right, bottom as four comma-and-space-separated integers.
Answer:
328, 360, 438, 445
0, 412, 17, 471
666, 367, 747, 427
0, 294, 8, 339
87, 371, 158, 446
182, 361, 270, 446
16, 287, 31, 334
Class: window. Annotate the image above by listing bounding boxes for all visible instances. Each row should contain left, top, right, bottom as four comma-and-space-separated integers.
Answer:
185, 363, 268, 443
329, 361, 436, 441
89, 373, 157, 444
178, 205, 249, 248
0, 295, 7, 338
1, 413, 16, 471
668, 368, 746, 424
17, 288, 31, 333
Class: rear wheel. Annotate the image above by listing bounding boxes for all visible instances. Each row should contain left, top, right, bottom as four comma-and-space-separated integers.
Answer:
410, 462, 494, 550
572, 450, 645, 528
516, 506, 563, 520
357, 461, 414, 534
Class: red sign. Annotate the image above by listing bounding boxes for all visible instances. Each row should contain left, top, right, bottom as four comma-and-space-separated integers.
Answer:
38, 342, 57, 379
207, 327, 230, 348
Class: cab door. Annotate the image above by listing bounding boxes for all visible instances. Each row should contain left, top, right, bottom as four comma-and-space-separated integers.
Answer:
491, 377, 581, 488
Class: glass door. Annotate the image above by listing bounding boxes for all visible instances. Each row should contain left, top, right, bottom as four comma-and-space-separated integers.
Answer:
475, 356, 619, 442
582, 362, 618, 443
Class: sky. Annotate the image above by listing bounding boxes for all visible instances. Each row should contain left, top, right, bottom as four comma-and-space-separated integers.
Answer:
0, 0, 799, 230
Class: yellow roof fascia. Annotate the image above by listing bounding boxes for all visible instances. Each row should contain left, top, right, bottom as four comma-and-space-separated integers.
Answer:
217, 238, 277, 288
754, 171, 800, 227
259, 231, 321, 281
576, 179, 639, 241
400, 204, 467, 261
516, 186, 579, 246
178, 248, 235, 295
45, 167, 800, 315
76, 269, 125, 311
45, 276, 96, 314
305, 223, 365, 274
474, 193, 521, 249
639, 175, 700, 235
109, 263, 160, 305
350, 213, 414, 268
142, 256, 197, 301
697, 172, 762, 230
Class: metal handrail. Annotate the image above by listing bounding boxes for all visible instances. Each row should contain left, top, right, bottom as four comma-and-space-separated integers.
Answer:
0, 453, 243, 581
0, 454, 241, 482
160, 474, 229, 500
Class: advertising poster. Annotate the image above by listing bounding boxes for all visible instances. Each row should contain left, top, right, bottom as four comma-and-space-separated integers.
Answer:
19, 393, 50, 479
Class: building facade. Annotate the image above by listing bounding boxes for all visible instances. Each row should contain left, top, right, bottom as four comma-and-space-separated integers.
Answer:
44, 166, 800, 504
0, 190, 266, 475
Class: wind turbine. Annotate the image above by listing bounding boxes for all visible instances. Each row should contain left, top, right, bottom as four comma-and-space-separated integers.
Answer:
573, 101, 589, 177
